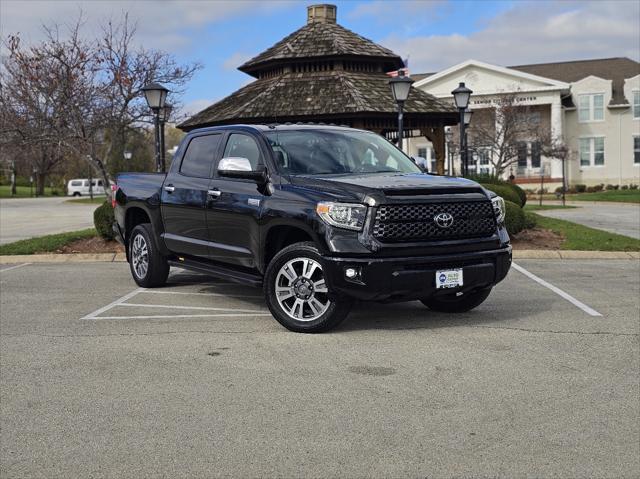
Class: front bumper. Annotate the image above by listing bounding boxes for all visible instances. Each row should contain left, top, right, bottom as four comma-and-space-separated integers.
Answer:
322, 246, 512, 301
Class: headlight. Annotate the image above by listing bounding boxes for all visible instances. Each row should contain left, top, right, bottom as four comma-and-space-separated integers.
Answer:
316, 202, 367, 231
491, 196, 505, 224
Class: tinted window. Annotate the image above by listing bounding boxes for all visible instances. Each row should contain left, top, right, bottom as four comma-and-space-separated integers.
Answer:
264, 130, 420, 175
180, 134, 221, 177
71, 181, 82, 187
222, 134, 261, 170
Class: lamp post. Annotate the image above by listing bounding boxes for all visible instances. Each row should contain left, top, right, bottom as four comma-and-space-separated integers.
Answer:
389, 73, 414, 152
158, 103, 172, 173
142, 82, 169, 173
463, 107, 473, 175
445, 127, 453, 175
451, 82, 472, 177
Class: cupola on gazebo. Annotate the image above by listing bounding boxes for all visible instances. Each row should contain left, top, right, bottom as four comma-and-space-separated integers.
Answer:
179, 4, 458, 173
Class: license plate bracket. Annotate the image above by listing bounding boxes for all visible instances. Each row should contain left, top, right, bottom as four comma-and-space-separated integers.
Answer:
435, 268, 463, 289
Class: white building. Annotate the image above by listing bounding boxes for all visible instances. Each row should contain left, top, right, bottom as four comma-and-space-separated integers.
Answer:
409, 57, 640, 187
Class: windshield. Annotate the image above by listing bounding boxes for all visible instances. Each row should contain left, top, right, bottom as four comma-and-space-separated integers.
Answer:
264, 129, 422, 176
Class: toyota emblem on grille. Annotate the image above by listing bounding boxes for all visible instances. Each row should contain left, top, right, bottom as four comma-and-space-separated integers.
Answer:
434, 212, 454, 229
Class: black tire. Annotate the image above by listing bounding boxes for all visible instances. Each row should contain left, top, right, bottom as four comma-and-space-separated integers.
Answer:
128, 223, 169, 288
421, 287, 492, 313
73, 192, 81, 197
264, 241, 352, 333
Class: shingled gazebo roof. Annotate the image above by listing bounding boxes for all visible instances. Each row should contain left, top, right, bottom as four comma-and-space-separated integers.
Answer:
238, 20, 402, 76
179, 4, 458, 134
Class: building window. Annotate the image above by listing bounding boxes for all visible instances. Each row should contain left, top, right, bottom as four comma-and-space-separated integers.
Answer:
579, 137, 605, 167
634, 136, 640, 164
531, 142, 541, 169
516, 142, 528, 172
476, 148, 491, 174
633, 91, 640, 119
578, 93, 605, 122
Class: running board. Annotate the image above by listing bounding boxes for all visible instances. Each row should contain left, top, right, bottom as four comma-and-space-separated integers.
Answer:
168, 258, 263, 287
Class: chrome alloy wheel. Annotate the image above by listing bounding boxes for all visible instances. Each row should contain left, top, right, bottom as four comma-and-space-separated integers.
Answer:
131, 234, 149, 279
275, 257, 330, 321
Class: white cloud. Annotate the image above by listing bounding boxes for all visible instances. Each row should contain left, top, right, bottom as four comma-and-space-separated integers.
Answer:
380, 0, 640, 73
0, 0, 290, 51
223, 51, 254, 71
180, 98, 217, 117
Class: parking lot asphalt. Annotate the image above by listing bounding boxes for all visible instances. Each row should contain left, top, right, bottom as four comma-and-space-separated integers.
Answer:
1, 259, 639, 478
535, 202, 640, 239
0, 197, 99, 244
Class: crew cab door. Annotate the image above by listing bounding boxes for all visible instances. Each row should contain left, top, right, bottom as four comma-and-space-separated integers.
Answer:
205, 132, 266, 268
160, 132, 223, 258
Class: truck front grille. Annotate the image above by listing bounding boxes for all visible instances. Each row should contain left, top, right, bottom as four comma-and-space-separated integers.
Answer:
372, 201, 496, 242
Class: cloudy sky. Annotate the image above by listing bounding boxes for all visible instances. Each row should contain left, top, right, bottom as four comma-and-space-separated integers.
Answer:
1, 0, 638, 117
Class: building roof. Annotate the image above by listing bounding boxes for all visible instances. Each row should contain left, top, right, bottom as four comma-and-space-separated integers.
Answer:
511, 57, 639, 105
413, 57, 640, 105
239, 21, 403, 76
179, 71, 455, 130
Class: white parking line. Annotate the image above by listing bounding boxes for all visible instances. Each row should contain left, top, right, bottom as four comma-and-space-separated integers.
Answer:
91, 313, 272, 320
512, 262, 602, 317
120, 303, 265, 313
140, 289, 262, 298
0, 263, 31, 273
81, 288, 143, 319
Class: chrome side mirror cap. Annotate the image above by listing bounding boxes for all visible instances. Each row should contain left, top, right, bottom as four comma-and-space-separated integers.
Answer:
218, 157, 252, 172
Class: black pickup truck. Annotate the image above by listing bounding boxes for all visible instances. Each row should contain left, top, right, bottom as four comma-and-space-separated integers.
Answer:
113, 124, 511, 332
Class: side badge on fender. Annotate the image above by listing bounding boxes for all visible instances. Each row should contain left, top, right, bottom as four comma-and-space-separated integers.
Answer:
248, 198, 261, 207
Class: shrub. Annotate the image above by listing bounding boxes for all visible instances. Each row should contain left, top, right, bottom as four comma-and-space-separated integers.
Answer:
605, 184, 615, 190
621, 185, 629, 190
586, 186, 597, 193
523, 211, 537, 230
510, 183, 527, 207
504, 200, 525, 236
630, 184, 639, 190
93, 201, 115, 240
594, 184, 604, 192
468, 173, 508, 185
575, 184, 587, 193
481, 183, 522, 207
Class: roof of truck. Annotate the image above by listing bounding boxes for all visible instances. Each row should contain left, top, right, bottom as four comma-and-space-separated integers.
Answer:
186, 123, 362, 135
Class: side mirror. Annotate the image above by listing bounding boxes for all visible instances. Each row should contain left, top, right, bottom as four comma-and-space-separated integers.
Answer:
218, 157, 267, 183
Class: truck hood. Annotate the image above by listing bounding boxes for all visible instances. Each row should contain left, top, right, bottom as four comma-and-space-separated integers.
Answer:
289, 173, 487, 203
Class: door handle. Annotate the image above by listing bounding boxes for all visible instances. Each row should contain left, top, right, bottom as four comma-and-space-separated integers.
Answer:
207, 189, 222, 198
164, 185, 175, 193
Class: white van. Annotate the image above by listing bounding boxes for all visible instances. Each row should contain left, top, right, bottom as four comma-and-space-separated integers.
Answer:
67, 179, 107, 197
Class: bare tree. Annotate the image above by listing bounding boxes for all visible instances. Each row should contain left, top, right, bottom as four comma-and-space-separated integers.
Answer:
467, 93, 550, 177
98, 14, 201, 173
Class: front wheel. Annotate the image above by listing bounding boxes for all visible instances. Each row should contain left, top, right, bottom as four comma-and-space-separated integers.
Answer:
421, 287, 492, 313
264, 242, 352, 333
128, 223, 169, 288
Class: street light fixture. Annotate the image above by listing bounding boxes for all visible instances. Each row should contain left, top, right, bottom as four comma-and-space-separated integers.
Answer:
463, 107, 473, 175
142, 82, 169, 173
451, 82, 473, 177
389, 72, 414, 151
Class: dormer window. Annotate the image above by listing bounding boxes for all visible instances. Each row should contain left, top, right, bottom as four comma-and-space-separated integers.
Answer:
578, 93, 604, 122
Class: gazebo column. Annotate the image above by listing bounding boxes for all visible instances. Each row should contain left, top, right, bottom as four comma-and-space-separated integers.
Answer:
422, 124, 446, 175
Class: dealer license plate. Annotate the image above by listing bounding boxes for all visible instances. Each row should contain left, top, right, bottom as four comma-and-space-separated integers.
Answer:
435, 268, 463, 289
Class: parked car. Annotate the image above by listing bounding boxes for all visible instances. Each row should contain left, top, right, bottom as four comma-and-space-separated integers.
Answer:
67, 178, 106, 197
113, 124, 511, 333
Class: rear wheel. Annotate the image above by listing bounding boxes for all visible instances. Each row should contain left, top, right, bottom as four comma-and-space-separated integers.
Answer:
128, 223, 169, 288
73, 192, 81, 197
421, 287, 492, 313
264, 242, 352, 333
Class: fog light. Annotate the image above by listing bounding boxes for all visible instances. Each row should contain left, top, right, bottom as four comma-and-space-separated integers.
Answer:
345, 268, 358, 279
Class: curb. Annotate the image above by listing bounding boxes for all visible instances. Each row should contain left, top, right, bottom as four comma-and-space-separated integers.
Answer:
513, 250, 639, 259
0, 253, 126, 264
0, 251, 637, 264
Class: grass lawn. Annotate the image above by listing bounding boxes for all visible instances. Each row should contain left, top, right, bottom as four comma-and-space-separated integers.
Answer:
530, 213, 640, 251
0, 185, 59, 198
524, 205, 577, 211
66, 197, 107, 204
0, 229, 97, 255
568, 190, 640, 203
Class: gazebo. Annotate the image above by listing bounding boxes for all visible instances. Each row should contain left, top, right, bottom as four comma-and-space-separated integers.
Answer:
179, 4, 458, 173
